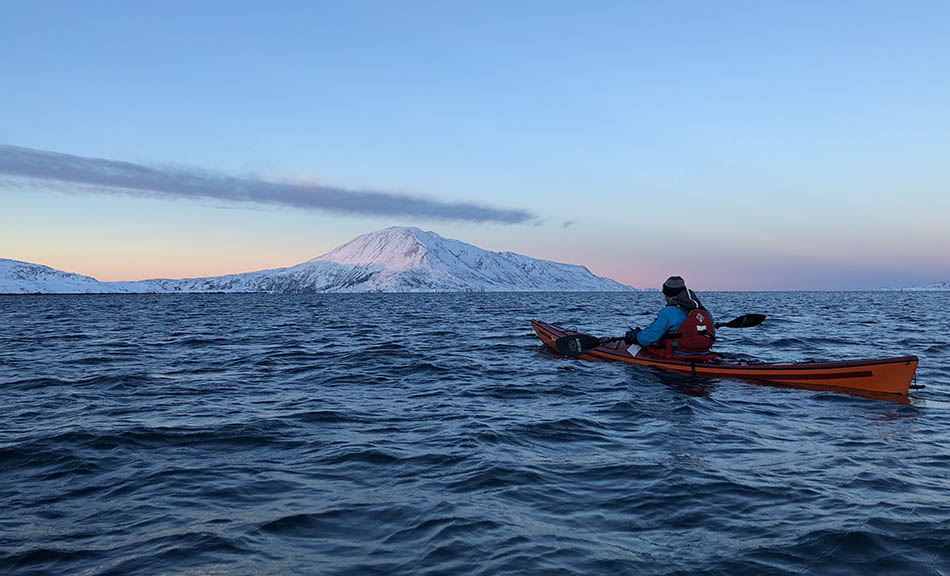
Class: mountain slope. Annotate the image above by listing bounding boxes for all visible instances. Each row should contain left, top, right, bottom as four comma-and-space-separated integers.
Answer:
117, 260, 382, 294
311, 227, 631, 291
0, 258, 114, 294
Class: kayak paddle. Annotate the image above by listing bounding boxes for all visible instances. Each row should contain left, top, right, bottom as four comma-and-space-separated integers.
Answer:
553, 313, 766, 357
715, 313, 766, 329
554, 333, 624, 356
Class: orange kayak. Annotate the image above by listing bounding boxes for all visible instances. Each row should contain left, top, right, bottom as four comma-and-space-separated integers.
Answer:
532, 320, 919, 400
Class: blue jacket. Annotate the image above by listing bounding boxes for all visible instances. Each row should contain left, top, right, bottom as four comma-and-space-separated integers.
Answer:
635, 305, 716, 348
635, 306, 687, 347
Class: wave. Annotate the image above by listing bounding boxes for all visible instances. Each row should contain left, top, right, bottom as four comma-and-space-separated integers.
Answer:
1, 292, 948, 576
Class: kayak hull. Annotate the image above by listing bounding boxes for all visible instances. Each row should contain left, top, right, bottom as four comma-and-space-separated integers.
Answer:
532, 320, 918, 399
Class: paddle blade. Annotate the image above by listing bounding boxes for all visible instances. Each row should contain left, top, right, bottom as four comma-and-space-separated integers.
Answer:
554, 333, 603, 356
717, 313, 766, 329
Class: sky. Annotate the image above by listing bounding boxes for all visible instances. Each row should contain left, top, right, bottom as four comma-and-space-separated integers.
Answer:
1, 0, 948, 290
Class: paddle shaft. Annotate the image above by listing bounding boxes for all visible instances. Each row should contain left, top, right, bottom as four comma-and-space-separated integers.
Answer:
637, 313, 765, 341
553, 313, 765, 357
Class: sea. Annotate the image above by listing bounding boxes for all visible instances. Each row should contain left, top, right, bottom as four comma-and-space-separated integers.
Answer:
1, 291, 948, 576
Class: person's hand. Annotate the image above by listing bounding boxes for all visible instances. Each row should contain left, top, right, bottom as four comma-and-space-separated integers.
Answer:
624, 327, 642, 345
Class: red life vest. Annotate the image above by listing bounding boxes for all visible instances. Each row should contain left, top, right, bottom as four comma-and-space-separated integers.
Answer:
645, 308, 716, 358
675, 309, 716, 352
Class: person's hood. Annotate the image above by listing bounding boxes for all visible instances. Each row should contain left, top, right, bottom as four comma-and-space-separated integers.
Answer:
668, 288, 703, 312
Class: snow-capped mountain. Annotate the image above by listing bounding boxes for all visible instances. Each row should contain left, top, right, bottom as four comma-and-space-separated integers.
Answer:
1, 227, 634, 293
310, 227, 631, 292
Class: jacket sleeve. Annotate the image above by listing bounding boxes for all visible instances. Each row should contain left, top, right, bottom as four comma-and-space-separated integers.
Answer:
636, 307, 679, 346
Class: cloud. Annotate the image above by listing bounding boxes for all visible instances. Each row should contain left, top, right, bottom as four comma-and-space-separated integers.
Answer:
0, 145, 536, 224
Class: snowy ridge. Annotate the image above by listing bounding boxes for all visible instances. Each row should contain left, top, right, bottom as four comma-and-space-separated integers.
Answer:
119, 260, 382, 294
0, 258, 114, 294
1, 227, 634, 293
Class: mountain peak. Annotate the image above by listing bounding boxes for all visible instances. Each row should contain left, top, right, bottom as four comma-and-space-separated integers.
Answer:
311, 226, 435, 271
305, 226, 633, 292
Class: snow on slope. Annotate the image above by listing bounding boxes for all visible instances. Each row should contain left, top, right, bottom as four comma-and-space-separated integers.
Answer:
118, 260, 381, 293
1, 227, 634, 293
0, 258, 115, 294
311, 227, 633, 291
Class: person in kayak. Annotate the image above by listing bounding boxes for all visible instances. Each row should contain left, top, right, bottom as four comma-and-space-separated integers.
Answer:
625, 276, 716, 357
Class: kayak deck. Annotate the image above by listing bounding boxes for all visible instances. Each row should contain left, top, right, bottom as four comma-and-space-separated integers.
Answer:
532, 320, 918, 399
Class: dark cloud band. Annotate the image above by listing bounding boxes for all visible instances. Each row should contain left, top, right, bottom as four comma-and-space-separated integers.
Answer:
0, 145, 535, 224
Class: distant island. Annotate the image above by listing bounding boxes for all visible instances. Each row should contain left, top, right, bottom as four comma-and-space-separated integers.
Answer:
0, 226, 635, 294
878, 281, 950, 291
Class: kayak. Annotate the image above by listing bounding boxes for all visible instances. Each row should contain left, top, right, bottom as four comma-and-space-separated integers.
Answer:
532, 320, 919, 400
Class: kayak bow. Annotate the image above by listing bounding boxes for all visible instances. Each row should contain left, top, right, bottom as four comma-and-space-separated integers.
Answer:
532, 320, 918, 399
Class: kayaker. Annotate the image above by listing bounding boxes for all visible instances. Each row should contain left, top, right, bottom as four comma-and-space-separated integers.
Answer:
625, 276, 716, 357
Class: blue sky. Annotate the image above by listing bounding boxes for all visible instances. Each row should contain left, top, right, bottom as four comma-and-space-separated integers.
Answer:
2, 0, 948, 289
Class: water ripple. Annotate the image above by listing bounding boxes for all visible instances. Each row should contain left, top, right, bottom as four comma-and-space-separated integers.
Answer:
1, 292, 948, 575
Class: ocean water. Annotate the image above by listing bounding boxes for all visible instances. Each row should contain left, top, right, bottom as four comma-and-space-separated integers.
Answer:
1, 292, 948, 576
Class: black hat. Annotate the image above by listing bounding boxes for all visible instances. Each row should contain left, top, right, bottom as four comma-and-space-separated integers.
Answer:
662, 276, 687, 297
